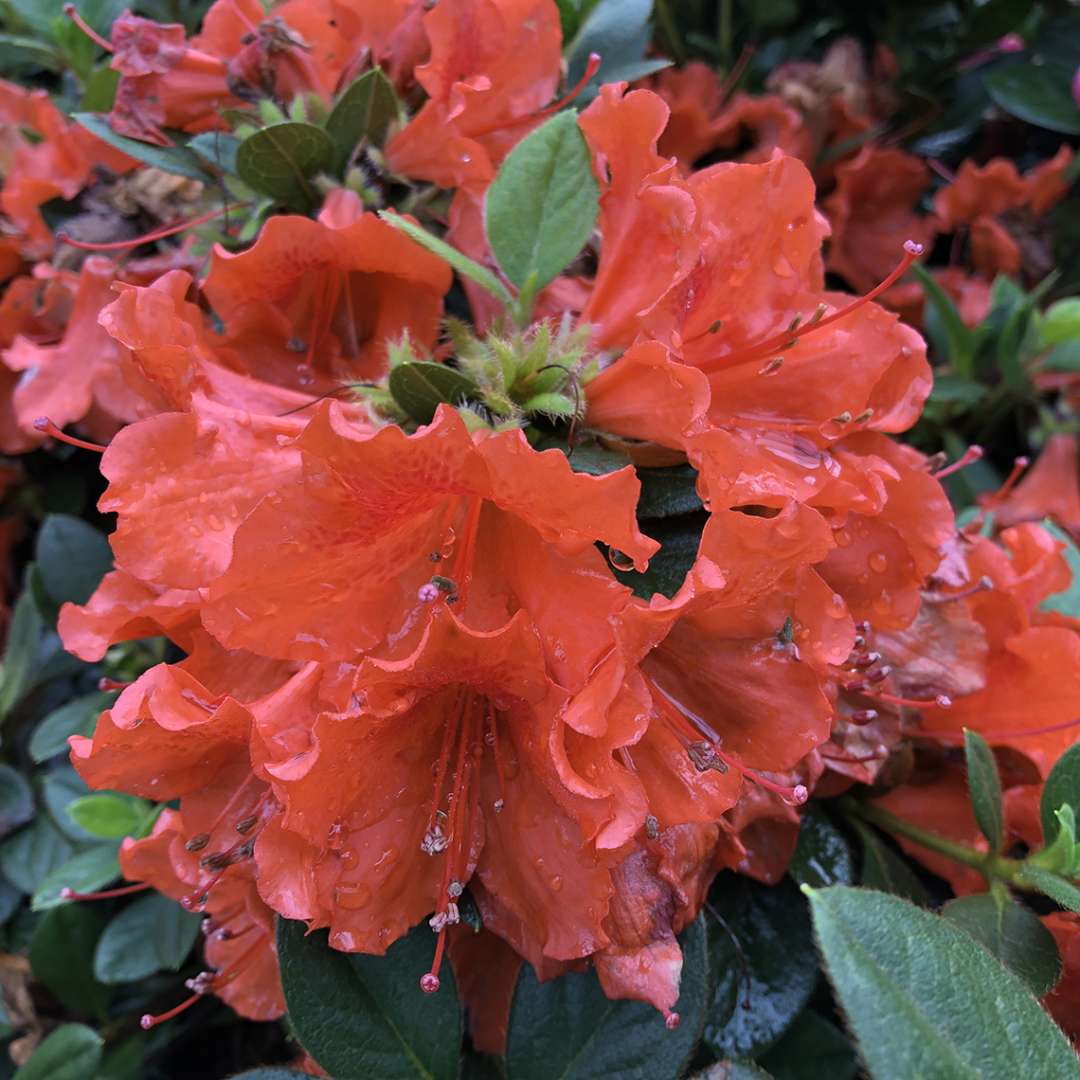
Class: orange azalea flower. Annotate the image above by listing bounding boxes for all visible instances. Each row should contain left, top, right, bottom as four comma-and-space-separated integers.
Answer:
903, 523, 1080, 774
158, 401, 655, 666
578, 87, 930, 438
385, 0, 562, 190
119, 806, 285, 1024
993, 433, 1080, 538
934, 146, 1075, 280
648, 62, 809, 172
202, 190, 452, 391
0, 80, 131, 259
824, 146, 936, 321
107, 11, 240, 146
1, 258, 149, 445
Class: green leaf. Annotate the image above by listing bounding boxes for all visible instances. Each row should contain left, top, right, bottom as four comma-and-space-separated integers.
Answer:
30, 692, 108, 763
32, 843, 120, 911
928, 373, 988, 407
852, 822, 931, 906
72, 114, 214, 181
963, 729, 1005, 851
485, 111, 598, 293
379, 211, 515, 310
612, 514, 703, 600
29, 904, 109, 1016
0, 816, 74, 894
943, 890, 1061, 995
278, 917, 462, 1079
44, 767, 97, 842
506, 914, 709, 1080
67, 794, 147, 840
36, 514, 113, 606
788, 805, 854, 889
1019, 865, 1080, 915
0, 764, 33, 838
1042, 740, 1080, 842
235, 121, 334, 211
910, 263, 977, 377
81, 64, 120, 111
326, 68, 400, 174
563, 442, 633, 476
985, 61, 1080, 135
758, 1010, 857, 1080
703, 877, 816, 1060
636, 466, 704, 519
388, 362, 480, 425
807, 885, 1080, 1079
1042, 298, 1080, 345
1042, 340, 1080, 372
13, 1023, 103, 1080
94, 892, 201, 983
565, 0, 670, 104
0, 574, 45, 720
187, 131, 241, 174
0, 34, 61, 74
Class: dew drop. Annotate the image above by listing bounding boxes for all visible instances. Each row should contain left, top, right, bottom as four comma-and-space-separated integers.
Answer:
869, 552, 889, 574
834, 528, 852, 548
826, 593, 846, 618
548, 874, 563, 893
607, 547, 635, 572
334, 883, 372, 910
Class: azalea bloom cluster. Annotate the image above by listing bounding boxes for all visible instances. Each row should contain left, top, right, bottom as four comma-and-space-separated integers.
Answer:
1, 0, 1079, 1048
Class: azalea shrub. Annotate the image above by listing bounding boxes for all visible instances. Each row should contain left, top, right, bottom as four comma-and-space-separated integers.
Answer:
1, 1, 1080, 1078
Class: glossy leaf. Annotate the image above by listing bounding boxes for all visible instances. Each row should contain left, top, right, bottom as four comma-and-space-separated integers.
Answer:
1042, 740, 1080, 841
35, 514, 113, 606
187, 131, 241, 174
0, 816, 74, 894
389, 362, 480, 425
1042, 298, 1080, 345
612, 514, 704, 600
0, 577, 45, 720
235, 121, 334, 211
278, 918, 462, 1079
13, 1023, 103, 1080
985, 62, 1080, 134
703, 876, 817, 1060
44, 767, 97, 842
486, 111, 599, 292
807, 885, 1080, 1079
67, 794, 148, 840
565, 0, 670, 103
30, 692, 108, 763
72, 114, 213, 181
326, 68, 400, 174
964, 729, 1005, 851
852, 820, 932, 906
0, 764, 33, 838
94, 892, 201, 983
943, 891, 1061, 995
758, 1010, 857, 1080
506, 914, 709, 1080
636, 466, 704, 519
29, 904, 109, 1015
32, 842, 120, 910
788, 806, 854, 889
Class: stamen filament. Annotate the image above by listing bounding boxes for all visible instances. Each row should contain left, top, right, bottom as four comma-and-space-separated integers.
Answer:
63, 3, 113, 52
697, 241, 924, 372
60, 881, 150, 901
932, 445, 983, 480
57, 204, 247, 251
33, 417, 107, 453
